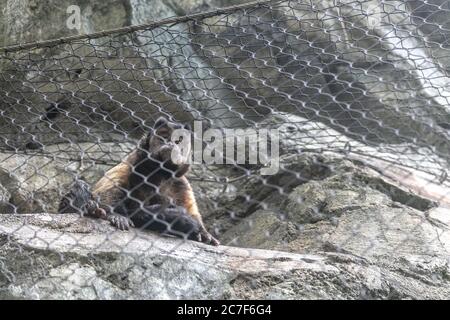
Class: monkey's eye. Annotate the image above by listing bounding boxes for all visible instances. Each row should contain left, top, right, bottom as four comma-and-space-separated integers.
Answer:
175, 136, 183, 144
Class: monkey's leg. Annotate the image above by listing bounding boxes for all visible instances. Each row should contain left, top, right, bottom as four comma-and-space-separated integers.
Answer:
129, 204, 201, 240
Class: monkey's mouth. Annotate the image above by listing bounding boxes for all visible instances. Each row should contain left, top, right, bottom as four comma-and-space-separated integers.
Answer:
157, 146, 188, 166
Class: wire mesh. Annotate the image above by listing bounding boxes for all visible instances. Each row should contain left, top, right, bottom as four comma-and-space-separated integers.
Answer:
0, 0, 450, 299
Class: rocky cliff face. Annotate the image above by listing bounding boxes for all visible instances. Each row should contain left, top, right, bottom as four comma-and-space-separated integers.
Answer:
1, 0, 450, 154
0, 149, 449, 299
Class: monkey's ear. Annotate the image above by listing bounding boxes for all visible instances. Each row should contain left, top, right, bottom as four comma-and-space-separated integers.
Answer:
138, 133, 150, 150
154, 117, 168, 129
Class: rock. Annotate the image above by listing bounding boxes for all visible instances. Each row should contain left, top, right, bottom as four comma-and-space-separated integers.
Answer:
219, 210, 299, 249
0, 0, 254, 147
261, 112, 449, 177
1, 0, 129, 46
0, 4, 449, 230
3, 0, 450, 154
0, 142, 134, 213
1, 0, 450, 300
220, 155, 449, 263
0, 167, 37, 213
1, 213, 450, 299
0, 184, 13, 213
193, 1, 450, 155
0, 0, 252, 47
284, 172, 392, 224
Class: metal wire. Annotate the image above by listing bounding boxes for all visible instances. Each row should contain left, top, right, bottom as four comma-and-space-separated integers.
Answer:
0, 0, 450, 299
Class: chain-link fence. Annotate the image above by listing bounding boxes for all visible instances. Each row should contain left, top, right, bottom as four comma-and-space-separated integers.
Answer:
0, 0, 450, 299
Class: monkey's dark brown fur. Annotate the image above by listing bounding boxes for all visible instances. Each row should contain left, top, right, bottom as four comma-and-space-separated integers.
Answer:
91, 117, 219, 245
58, 178, 107, 219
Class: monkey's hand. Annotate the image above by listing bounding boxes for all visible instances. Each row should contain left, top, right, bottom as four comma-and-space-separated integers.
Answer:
196, 228, 220, 246
92, 207, 108, 219
175, 164, 190, 177
107, 214, 135, 231
83, 200, 108, 219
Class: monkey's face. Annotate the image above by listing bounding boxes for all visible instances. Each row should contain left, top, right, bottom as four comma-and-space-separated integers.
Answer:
146, 117, 191, 166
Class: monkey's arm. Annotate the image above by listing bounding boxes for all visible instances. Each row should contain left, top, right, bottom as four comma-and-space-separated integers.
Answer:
58, 179, 103, 217
92, 162, 136, 230
177, 176, 220, 246
95, 188, 135, 230
175, 164, 190, 177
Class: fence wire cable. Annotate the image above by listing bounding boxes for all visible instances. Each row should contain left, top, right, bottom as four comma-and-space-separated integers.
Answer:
0, 0, 450, 299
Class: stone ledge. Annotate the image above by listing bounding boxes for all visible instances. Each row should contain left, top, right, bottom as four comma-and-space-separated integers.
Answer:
0, 213, 449, 299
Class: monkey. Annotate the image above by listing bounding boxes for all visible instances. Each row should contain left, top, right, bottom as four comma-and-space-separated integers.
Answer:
59, 117, 219, 245
92, 117, 219, 245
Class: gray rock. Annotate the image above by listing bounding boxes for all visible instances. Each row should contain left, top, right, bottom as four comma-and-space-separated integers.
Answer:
1, 213, 450, 299
220, 210, 299, 249
0, 167, 37, 213
1, 0, 129, 46
1, 1, 450, 299
0, 142, 134, 213
284, 173, 391, 224
0, 184, 13, 213
221, 155, 449, 264
2, 0, 450, 156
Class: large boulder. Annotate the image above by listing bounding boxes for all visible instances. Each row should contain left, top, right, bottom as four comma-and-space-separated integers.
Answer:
0, 213, 450, 299
0, 0, 256, 151
220, 156, 449, 262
